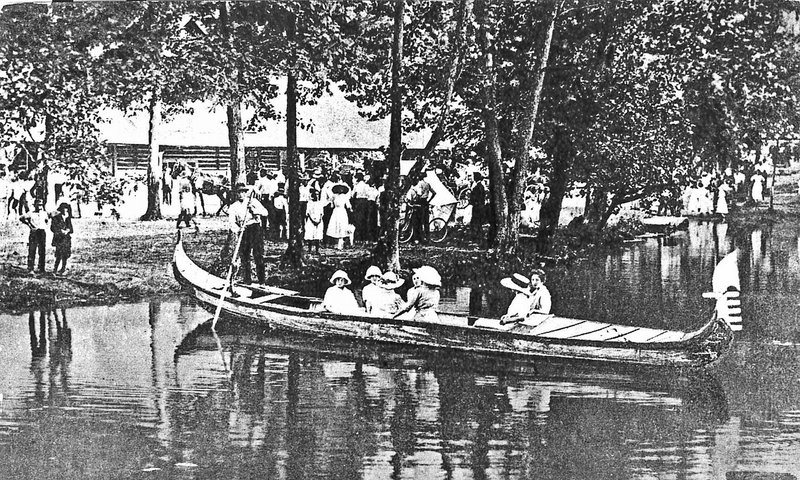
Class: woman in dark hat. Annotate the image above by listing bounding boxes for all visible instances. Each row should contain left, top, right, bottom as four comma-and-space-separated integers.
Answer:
50, 202, 73, 274
327, 183, 352, 249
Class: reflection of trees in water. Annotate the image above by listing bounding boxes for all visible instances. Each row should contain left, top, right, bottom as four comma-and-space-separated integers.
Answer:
169, 331, 732, 479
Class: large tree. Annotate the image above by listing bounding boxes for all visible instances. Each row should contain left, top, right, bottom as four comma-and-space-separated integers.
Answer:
0, 3, 115, 209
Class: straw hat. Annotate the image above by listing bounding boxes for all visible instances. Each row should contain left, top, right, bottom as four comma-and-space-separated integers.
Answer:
380, 271, 404, 290
365, 265, 382, 280
413, 266, 441, 287
235, 182, 249, 192
500, 273, 531, 294
329, 270, 352, 286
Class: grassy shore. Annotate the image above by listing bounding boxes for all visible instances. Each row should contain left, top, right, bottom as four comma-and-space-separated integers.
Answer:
2, 192, 799, 312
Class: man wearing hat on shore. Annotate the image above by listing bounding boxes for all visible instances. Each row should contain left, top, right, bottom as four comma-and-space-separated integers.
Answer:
20, 197, 48, 274
229, 183, 270, 285
469, 171, 486, 241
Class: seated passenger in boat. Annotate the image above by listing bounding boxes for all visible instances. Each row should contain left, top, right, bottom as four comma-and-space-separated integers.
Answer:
371, 271, 404, 316
500, 273, 535, 323
527, 269, 552, 315
393, 266, 441, 322
323, 270, 361, 314
361, 265, 383, 313
500, 269, 552, 325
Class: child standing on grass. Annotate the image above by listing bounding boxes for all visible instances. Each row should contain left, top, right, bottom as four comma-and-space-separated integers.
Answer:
304, 189, 324, 254
176, 170, 199, 232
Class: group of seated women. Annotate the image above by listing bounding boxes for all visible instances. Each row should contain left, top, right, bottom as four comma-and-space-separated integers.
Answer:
321, 264, 552, 326
322, 264, 442, 322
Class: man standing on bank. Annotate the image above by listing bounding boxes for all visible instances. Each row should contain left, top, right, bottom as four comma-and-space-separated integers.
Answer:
229, 183, 270, 285
20, 198, 48, 274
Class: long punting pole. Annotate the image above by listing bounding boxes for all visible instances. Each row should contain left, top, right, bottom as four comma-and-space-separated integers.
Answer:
212, 188, 256, 330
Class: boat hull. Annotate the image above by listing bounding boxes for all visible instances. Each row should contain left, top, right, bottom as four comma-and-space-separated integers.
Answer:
173, 239, 734, 369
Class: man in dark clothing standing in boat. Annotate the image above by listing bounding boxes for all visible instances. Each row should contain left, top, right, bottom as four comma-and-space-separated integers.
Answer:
229, 184, 270, 285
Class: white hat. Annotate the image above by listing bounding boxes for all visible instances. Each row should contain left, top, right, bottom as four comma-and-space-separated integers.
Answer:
329, 270, 352, 286
380, 271, 404, 290
365, 265, 382, 280
413, 266, 441, 287
500, 273, 531, 294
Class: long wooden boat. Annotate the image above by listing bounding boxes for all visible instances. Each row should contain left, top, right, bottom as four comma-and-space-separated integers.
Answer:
172, 237, 741, 368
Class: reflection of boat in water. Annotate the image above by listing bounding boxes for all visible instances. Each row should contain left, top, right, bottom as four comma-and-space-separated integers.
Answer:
174, 319, 729, 417
173, 236, 741, 368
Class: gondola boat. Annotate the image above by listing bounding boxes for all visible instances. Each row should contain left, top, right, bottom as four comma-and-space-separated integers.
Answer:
172, 237, 741, 368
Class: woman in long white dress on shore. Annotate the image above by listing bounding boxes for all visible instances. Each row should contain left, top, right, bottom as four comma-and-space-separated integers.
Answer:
326, 184, 352, 250
716, 181, 731, 219
751, 172, 765, 204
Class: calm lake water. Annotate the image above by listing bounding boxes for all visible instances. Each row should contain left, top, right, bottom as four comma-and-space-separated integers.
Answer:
2, 219, 800, 479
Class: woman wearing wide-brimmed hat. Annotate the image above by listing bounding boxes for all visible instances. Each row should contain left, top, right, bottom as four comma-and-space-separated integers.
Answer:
394, 265, 441, 323
323, 269, 360, 314
361, 265, 383, 313
370, 271, 405, 316
500, 269, 552, 325
326, 183, 352, 250
50, 202, 74, 274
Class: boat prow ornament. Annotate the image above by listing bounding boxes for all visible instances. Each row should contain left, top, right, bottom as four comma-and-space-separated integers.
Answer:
702, 250, 742, 332
172, 238, 742, 368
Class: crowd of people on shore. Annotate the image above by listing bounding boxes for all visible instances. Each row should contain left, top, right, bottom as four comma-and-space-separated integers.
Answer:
169, 162, 391, 249
655, 162, 777, 219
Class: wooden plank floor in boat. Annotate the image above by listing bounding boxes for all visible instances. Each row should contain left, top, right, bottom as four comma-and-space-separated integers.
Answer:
509, 316, 690, 344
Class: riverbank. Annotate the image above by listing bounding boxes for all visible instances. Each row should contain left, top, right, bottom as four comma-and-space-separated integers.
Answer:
2, 193, 799, 312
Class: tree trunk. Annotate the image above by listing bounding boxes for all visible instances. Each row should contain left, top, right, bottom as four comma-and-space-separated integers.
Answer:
399, 0, 472, 196
282, 13, 304, 268
536, 130, 571, 253
141, 86, 163, 221
372, 0, 404, 272
221, 1, 246, 186
226, 102, 246, 186
475, 0, 507, 248
503, 0, 561, 253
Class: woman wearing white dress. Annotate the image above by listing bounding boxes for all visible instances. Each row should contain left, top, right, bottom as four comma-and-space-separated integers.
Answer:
304, 189, 325, 254
323, 270, 360, 314
361, 265, 383, 313
371, 271, 404, 316
751, 172, 765, 204
326, 184, 352, 250
716, 181, 731, 218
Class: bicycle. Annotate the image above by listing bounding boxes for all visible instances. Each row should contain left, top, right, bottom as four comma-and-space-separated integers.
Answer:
399, 203, 454, 244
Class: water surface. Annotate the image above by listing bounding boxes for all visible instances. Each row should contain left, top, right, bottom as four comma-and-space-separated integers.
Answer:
1, 219, 799, 479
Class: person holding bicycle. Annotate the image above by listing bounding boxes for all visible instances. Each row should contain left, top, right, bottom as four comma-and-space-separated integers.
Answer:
406, 175, 433, 244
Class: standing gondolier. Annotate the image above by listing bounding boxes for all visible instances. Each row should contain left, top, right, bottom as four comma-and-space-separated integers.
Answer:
229, 183, 270, 285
